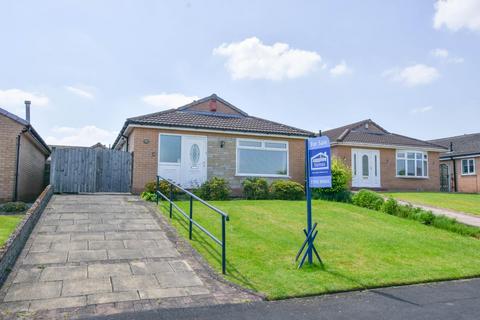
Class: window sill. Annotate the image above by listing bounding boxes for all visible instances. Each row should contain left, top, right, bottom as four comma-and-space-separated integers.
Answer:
236, 174, 290, 178
395, 176, 429, 179
461, 173, 476, 176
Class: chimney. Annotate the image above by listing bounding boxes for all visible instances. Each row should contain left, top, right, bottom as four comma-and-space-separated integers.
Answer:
25, 100, 31, 124
450, 142, 453, 152
209, 95, 217, 112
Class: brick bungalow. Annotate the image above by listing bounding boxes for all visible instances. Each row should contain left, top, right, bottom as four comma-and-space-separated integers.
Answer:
323, 119, 447, 191
0, 104, 51, 202
112, 94, 314, 194
428, 133, 480, 193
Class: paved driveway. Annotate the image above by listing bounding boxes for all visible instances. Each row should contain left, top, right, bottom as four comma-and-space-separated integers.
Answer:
0, 195, 258, 319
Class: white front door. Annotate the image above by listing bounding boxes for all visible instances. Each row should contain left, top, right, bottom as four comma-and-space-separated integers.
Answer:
158, 134, 207, 189
351, 149, 381, 188
180, 136, 207, 188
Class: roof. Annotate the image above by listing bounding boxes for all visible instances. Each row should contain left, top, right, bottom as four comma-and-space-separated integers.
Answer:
323, 119, 447, 151
113, 94, 314, 148
0, 107, 51, 154
429, 133, 480, 158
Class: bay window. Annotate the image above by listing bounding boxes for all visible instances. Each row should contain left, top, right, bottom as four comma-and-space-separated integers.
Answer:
396, 151, 428, 178
236, 139, 288, 176
462, 159, 476, 175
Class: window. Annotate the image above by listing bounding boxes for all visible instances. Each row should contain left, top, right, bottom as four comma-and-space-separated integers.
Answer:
353, 153, 357, 175
462, 159, 476, 175
362, 155, 369, 176
236, 139, 288, 176
159, 135, 181, 163
396, 151, 428, 177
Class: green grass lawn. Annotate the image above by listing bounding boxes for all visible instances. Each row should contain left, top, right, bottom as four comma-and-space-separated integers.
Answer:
157, 199, 480, 300
383, 192, 480, 216
0, 215, 23, 247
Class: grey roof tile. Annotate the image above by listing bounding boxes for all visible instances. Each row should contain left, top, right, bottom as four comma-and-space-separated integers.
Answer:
429, 133, 480, 158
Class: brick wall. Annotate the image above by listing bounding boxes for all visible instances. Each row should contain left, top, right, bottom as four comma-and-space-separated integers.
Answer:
128, 127, 306, 194
332, 145, 441, 191
0, 116, 22, 202
17, 134, 48, 202
440, 158, 480, 193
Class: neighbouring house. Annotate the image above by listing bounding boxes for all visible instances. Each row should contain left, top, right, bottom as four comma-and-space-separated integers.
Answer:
428, 133, 480, 193
323, 119, 447, 191
112, 94, 314, 194
0, 102, 51, 202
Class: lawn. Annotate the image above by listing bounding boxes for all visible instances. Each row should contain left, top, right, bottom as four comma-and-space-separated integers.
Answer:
158, 199, 480, 299
0, 215, 23, 247
383, 192, 480, 216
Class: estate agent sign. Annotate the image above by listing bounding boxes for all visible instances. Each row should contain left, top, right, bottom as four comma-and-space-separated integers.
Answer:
295, 136, 332, 268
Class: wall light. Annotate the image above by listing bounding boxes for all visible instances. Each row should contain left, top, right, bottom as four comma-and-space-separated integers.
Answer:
220, 141, 225, 148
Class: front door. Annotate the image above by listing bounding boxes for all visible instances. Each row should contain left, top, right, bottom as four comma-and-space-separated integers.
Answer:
158, 134, 207, 189
440, 163, 450, 192
181, 136, 207, 188
351, 149, 381, 188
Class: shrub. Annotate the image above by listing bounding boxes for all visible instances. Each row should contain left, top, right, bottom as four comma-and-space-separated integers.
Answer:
195, 177, 231, 201
381, 198, 399, 215
144, 180, 180, 200
269, 180, 305, 200
242, 177, 269, 200
141, 191, 157, 202
1, 202, 27, 212
313, 190, 352, 203
352, 189, 384, 210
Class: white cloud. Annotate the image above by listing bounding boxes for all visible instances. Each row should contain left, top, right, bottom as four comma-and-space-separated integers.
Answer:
384, 64, 440, 86
46, 125, 117, 147
213, 37, 322, 80
65, 86, 95, 99
0, 89, 49, 110
434, 0, 480, 32
142, 93, 199, 109
329, 61, 353, 77
430, 48, 464, 63
411, 106, 434, 114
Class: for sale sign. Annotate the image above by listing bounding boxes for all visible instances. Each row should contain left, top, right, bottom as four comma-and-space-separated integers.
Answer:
308, 136, 332, 188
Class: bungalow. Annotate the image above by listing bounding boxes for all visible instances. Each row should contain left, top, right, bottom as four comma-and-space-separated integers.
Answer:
323, 119, 447, 191
112, 94, 314, 194
0, 103, 51, 202
428, 133, 480, 193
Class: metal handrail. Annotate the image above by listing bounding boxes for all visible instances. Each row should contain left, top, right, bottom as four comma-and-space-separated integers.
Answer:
155, 176, 229, 274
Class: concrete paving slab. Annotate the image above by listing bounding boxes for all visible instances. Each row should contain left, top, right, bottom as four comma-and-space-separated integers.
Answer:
68, 250, 108, 262
87, 291, 140, 305
88, 263, 132, 278
13, 267, 43, 283
107, 249, 145, 260
40, 266, 87, 281
111, 275, 159, 291
89, 240, 125, 250
29, 296, 87, 311
71, 232, 105, 241
155, 271, 203, 288
23, 251, 68, 265
143, 247, 180, 258
50, 240, 88, 251
4, 281, 62, 302
130, 261, 173, 275
62, 278, 112, 297
123, 239, 158, 249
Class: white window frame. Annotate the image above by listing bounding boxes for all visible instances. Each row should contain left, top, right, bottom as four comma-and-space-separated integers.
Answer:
158, 133, 182, 165
235, 138, 289, 177
396, 150, 429, 178
461, 158, 476, 175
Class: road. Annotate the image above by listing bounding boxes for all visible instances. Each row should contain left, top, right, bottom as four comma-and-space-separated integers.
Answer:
89, 278, 480, 320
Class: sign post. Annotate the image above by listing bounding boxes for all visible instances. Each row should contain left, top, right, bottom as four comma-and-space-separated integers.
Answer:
295, 136, 331, 268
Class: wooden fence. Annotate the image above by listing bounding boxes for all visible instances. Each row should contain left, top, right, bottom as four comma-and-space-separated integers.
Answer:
50, 147, 132, 193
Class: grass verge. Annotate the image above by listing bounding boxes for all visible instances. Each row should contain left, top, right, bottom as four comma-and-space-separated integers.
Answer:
0, 215, 23, 247
157, 199, 480, 299
383, 192, 480, 216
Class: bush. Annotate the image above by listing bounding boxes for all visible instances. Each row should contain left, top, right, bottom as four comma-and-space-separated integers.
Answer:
144, 180, 180, 200
195, 177, 231, 201
381, 198, 399, 215
1, 202, 27, 212
313, 190, 352, 203
141, 192, 157, 202
352, 189, 384, 210
269, 180, 305, 200
242, 177, 269, 200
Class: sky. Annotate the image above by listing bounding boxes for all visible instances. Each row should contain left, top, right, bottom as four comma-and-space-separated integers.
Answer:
0, 0, 479, 147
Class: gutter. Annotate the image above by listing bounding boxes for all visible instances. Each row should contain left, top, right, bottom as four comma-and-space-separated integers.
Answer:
13, 128, 28, 201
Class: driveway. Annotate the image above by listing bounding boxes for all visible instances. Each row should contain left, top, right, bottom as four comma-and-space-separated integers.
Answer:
0, 194, 258, 319
91, 278, 480, 320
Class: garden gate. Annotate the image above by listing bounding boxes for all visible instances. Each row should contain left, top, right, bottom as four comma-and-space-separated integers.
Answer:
50, 147, 132, 193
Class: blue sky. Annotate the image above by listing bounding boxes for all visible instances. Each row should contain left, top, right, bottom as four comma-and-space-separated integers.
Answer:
1, 0, 479, 146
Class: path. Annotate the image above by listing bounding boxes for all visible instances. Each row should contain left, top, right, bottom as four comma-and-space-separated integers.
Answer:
0, 194, 258, 319
92, 278, 480, 320
393, 198, 480, 227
